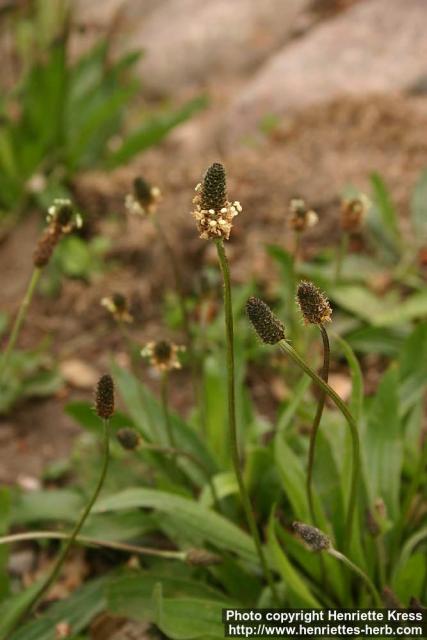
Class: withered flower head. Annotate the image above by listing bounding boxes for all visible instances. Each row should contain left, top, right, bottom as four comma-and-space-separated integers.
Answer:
47, 198, 83, 234
340, 194, 370, 232
296, 281, 332, 325
185, 548, 223, 566
288, 198, 318, 233
125, 176, 161, 217
292, 521, 331, 552
116, 427, 141, 451
95, 374, 115, 419
191, 162, 242, 241
246, 297, 286, 345
101, 292, 133, 323
141, 340, 185, 373
33, 224, 62, 268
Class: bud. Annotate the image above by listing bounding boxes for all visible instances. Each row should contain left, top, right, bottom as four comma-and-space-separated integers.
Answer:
95, 374, 115, 419
288, 198, 318, 233
246, 297, 286, 345
101, 292, 133, 323
125, 177, 161, 217
292, 521, 331, 552
191, 163, 242, 241
33, 225, 62, 268
116, 428, 140, 451
141, 340, 185, 373
200, 163, 227, 212
365, 508, 380, 538
296, 281, 332, 325
47, 198, 82, 234
409, 597, 425, 610
185, 548, 223, 566
340, 195, 370, 232
382, 587, 401, 608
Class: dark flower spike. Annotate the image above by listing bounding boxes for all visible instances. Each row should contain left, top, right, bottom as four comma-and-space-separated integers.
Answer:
292, 521, 331, 552
33, 225, 62, 268
95, 374, 115, 419
192, 162, 242, 240
246, 297, 286, 345
125, 176, 161, 217
200, 162, 227, 211
116, 428, 140, 451
296, 281, 332, 325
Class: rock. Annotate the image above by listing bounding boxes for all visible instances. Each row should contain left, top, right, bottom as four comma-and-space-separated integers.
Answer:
225, 0, 427, 143
130, 0, 310, 96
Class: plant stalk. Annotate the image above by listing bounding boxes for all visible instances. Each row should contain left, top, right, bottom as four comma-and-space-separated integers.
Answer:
0, 268, 41, 384
6, 419, 110, 636
328, 547, 381, 606
160, 371, 176, 448
216, 239, 279, 603
0, 531, 186, 562
278, 339, 360, 549
307, 325, 330, 525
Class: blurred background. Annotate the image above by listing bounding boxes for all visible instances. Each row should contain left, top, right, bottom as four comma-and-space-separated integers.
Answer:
0, 0, 426, 485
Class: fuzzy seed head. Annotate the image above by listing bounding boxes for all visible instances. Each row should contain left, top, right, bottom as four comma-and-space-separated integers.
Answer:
246, 297, 286, 345
47, 198, 82, 234
296, 281, 332, 325
116, 428, 140, 451
95, 374, 115, 419
185, 548, 223, 566
292, 521, 331, 552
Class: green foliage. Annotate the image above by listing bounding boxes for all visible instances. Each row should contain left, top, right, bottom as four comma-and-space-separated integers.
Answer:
0, 18, 206, 217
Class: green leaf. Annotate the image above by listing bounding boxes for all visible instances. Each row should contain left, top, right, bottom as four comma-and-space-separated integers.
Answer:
94, 488, 257, 564
370, 173, 401, 252
392, 553, 426, 604
152, 583, 227, 640
365, 368, 402, 519
106, 96, 208, 168
398, 322, 427, 414
267, 513, 320, 607
11, 489, 84, 525
9, 578, 107, 640
410, 168, 427, 241
274, 436, 309, 521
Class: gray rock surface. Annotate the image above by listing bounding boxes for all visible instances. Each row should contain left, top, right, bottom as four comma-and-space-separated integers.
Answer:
225, 0, 427, 142
131, 0, 310, 96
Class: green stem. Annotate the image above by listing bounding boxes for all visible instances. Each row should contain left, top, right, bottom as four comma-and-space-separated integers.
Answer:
216, 239, 279, 603
328, 547, 381, 606
6, 419, 110, 636
307, 325, 330, 525
335, 232, 349, 284
278, 339, 360, 549
0, 531, 185, 562
143, 442, 221, 512
0, 268, 41, 384
153, 218, 205, 432
160, 371, 176, 448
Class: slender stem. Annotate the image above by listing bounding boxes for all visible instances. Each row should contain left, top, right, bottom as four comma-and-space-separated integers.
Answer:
307, 325, 330, 525
335, 232, 349, 284
328, 547, 381, 606
153, 217, 205, 431
0, 531, 186, 562
278, 340, 360, 549
142, 442, 221, 512
160, 371, 175, 448
215, 239, 279, 603
0, 268, 41, 384
6, 419, 110, 635
293, 231, 301, 263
